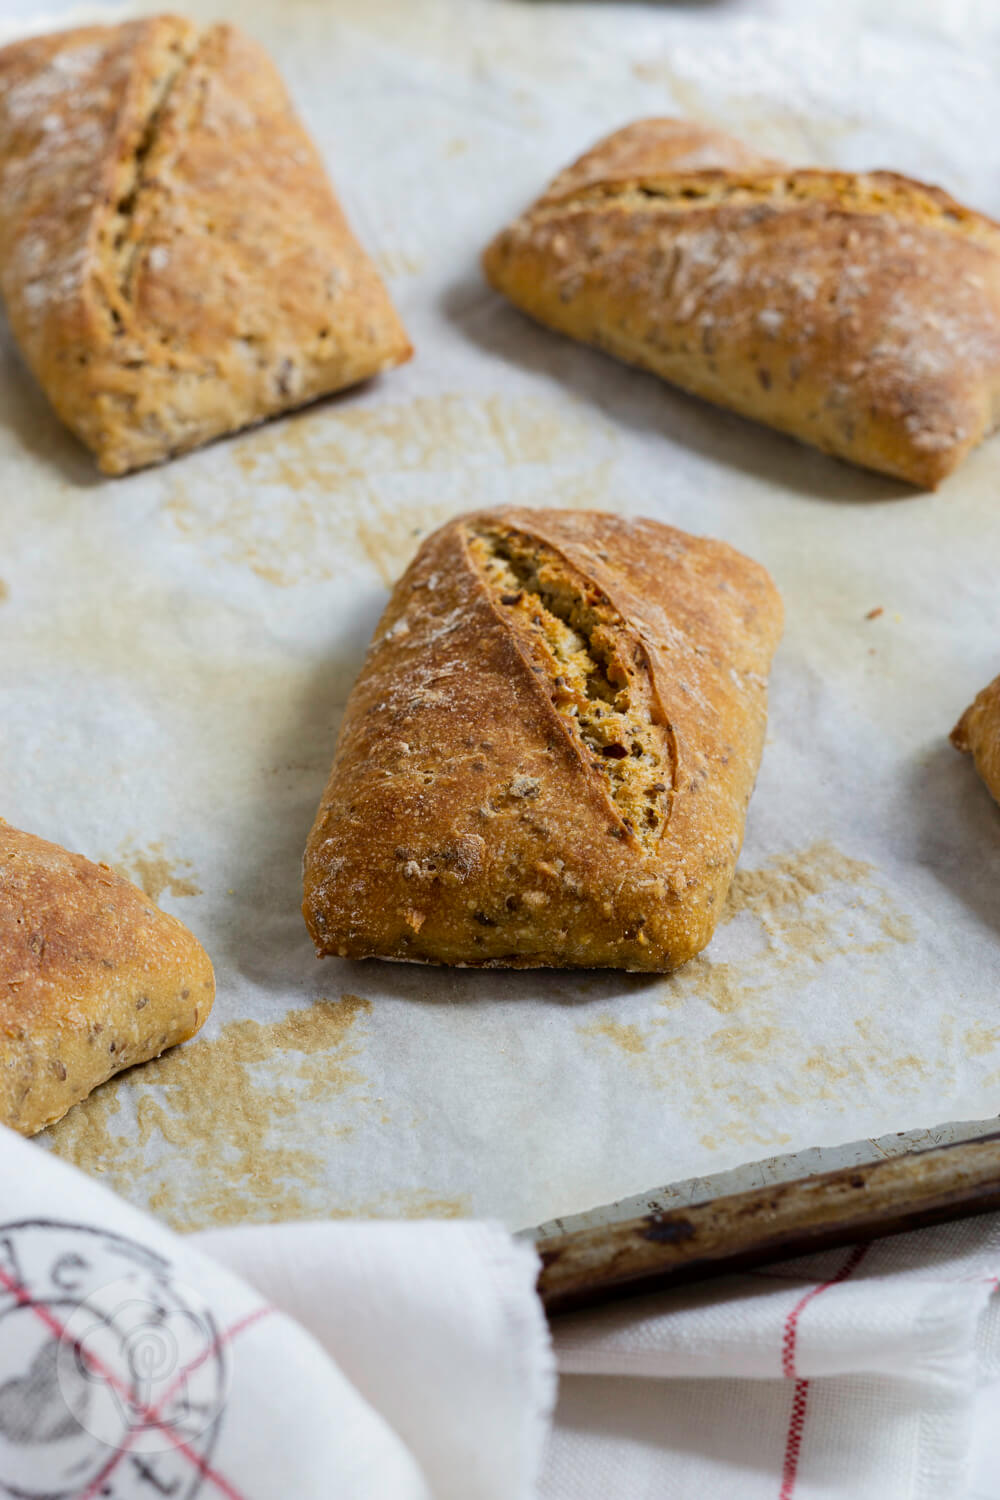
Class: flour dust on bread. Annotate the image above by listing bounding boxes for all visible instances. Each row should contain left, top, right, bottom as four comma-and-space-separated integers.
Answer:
303, 508, 783, 972
952, 674, 1000, 806
483, 118, 1000, 488
0, 16, 411, 475
0, 821, 214, 1133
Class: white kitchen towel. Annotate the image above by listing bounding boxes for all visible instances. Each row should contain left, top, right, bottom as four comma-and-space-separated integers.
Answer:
543, 1218, 1000, 1500
194, 1220, 554, 1500
0, 1126, 552, 1500
5, 1120, 1000, 1500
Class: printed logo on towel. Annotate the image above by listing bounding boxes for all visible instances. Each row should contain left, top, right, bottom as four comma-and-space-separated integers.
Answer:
0, 1220, 229, 1498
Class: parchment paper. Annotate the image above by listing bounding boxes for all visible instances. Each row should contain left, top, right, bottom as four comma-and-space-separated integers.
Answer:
3, 0, 1000, 1234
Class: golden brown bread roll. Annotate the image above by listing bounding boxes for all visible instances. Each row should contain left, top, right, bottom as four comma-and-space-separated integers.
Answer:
483, 118, 1000, 488
303, 507, 783, 971
0, 15, 411, 475
951, 675, 1000, 805
0, 821, 214, 1133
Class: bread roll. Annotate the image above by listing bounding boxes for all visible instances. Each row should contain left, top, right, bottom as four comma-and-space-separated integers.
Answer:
483, 118, 1000, 488
0, 821, 214, 1133
952, 675, 1000, 805
0, 16, 411, 474
303, 507, 783, 971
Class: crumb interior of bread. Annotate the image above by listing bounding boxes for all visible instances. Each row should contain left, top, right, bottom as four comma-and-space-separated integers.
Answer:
537, 170, 998, 243
468, 525, 671, 848
98, 24, 200, 322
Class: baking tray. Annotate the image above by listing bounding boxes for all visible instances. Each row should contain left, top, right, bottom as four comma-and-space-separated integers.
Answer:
530, 1117, 1000, 1312
4, 0, 1000, 1266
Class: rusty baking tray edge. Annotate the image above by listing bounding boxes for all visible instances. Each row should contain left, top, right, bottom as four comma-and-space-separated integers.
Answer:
532, 1131, 1000, 1315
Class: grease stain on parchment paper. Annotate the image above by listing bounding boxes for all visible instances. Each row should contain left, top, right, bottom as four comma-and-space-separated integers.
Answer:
667, 840, 916, 1018
111, 840, 201, 902
162, 393, 618, 587
724, 841, 914, 961
802, 1025, 926, 1096
579, 1018, 646, 1055
366, 1191, 470, 1219
675, 956, 745, 1017
699, 1125, 795, 1153
47, 995, 374, 1232
964, 1022, 1000, 1058
705, 1023, 785, 1066
578, 842, 921, 1145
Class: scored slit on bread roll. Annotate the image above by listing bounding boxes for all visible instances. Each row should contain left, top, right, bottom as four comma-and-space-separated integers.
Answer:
303, 507, 783, 972
0, 15, 411, 475
483, 118, 1000, 488
0, 820, 214, 1134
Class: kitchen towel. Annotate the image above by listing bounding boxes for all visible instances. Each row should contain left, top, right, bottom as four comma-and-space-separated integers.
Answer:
543, 1219, 1000, 1500
0, 1127, 551, 1500
3, 1123, 1000, 1499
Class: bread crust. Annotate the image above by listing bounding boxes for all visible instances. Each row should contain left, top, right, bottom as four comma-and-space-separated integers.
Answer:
483, 118, 1000, 488
0, 16, 411, 474
951, 675, 1000, 805
303, 507, 783, 971
0, 821, 214, 1134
